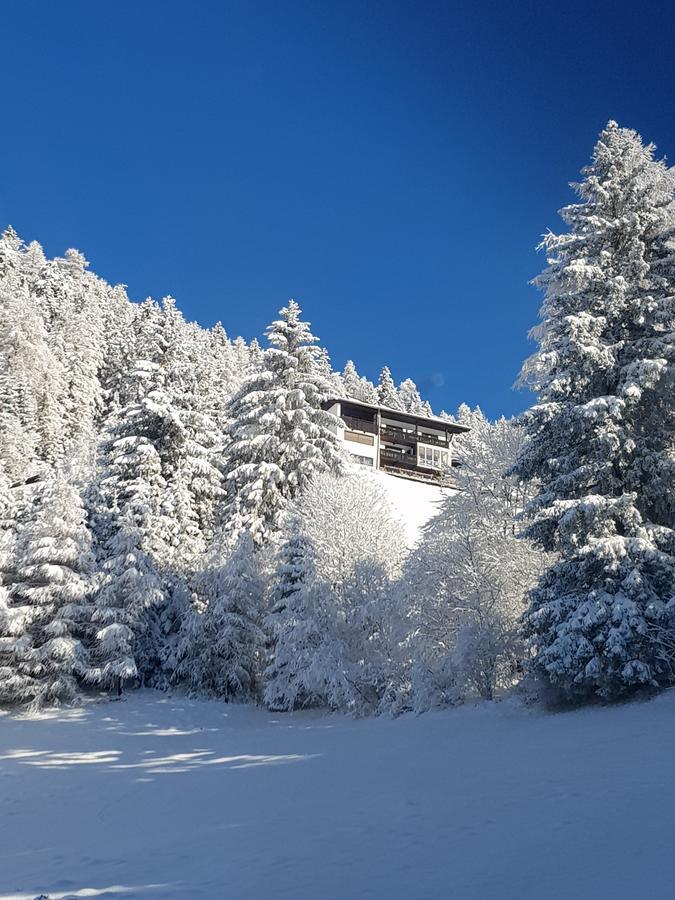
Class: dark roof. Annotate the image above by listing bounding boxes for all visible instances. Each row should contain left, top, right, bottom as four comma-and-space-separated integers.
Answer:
326, 396, 471, 433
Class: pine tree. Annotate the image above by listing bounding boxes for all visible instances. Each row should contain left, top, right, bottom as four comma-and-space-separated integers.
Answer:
0, 271, 56, 479
0, 474, 98, 708
341, 360, 362, 399
263, 522, 331, 711
91, 301, 172, 683
182, 532, 265, 701
377, 366, 403, 410
91, 510, 158, 692
221, 300, 343, 545
398, 378, 425, 414
513, 121, 675, 701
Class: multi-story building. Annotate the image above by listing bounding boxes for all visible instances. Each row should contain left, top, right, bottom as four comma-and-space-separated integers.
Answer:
323, 397, 469, 485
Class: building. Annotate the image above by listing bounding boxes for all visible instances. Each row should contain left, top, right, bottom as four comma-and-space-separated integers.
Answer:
323, 397, 470, 485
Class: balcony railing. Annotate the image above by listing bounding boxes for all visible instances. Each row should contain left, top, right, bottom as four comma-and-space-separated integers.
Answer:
417, 432, 449, 448
380, 425, 417, 444
342, 414, 378, 434
380, 425, 449, 447
379, 449, 445, 483
379, 448, 418, 468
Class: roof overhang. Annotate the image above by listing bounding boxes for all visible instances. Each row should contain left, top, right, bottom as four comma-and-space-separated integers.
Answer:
325, 396, 471, 434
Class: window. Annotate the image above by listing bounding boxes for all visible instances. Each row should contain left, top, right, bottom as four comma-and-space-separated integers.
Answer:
418, 445, 450, 470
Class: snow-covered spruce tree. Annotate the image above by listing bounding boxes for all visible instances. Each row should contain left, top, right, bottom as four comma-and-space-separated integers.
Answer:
0, 473, 99, 708
91, 303, 172, 684
341, 360, 379, 404
0, 267, 57, 480
513, 121, 675, 701
93, 296, 227, 684
152, 299, 224, 559
38, 249, 106, 448
398, 378, 425, 415
221, 300, 343, 545
178, 532, 265, 701
377, 365, 403, 410
263, 520, 334, 711
0, 473, 17, 589
0, 229, 139, 480
91, 510, 158, 694
341, 360, 363, 399
264, 470, 408, 714
404, 410, 546, 710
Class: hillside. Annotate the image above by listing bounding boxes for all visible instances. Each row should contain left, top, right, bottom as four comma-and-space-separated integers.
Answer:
373, 470, 450, 545
2, 691, 675, 899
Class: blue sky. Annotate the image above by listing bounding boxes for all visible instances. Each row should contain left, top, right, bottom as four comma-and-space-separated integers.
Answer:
3, 0, 675, 418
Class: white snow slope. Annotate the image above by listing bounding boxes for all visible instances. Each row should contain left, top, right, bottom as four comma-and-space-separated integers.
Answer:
3, 691, 675, 900
374, 471, 449, 545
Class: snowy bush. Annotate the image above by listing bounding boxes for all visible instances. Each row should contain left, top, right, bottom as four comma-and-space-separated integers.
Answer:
402, 409, 546, 711
264, 469, 408, 714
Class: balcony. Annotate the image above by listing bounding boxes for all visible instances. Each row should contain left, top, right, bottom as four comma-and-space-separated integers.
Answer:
417, 432, 449, 448
380, 424, 449, 448
380, 447, 416, 466
379, 448, 457, 486
379, 449, 445, 483
380, 425, 417, 445
342, 414, 378, 434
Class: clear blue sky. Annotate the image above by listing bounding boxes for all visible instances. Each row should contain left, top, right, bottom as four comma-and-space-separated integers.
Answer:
3, 0, 674, 418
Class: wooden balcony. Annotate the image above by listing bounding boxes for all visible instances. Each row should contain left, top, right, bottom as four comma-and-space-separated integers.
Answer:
380, 424, 449, 448
342, 414, 378, 434
380, 447, 417, 466
379, 448, 454, 486
417, 432, 449, 448
380, 425, 417, 445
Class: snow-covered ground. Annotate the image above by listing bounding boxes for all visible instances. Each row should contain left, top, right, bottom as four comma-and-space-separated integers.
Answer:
374, 471, 449, 545
3, 691, 675, 900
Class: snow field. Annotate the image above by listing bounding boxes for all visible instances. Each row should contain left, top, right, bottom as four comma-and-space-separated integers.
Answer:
3, 690, 675, 899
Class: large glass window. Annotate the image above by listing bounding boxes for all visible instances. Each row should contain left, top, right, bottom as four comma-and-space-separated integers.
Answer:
418, 445, 449, 470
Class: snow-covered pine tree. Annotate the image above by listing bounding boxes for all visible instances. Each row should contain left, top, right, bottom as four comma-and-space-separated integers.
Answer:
0, 473, 98, 708
513, 121, 675, 701
91, 509, 160, 693
232, 335, 255, 378
263, 520, 333, 711
312, 345, 344, 395
98, 283, 137, 415
0, 267, 57, 480
341, 360, 362, 399
41, 249, 106, 447
91, 302, 172, 684
377, 365, 403, 410
155, 298, 223, 561
193, 322, 245, 432
180, 532, 265, 701
342, 360, 380, 404
360, 378, 380, 404
221, 300, 343, 545
0, 473, 16, 586
398, 378, 425, 414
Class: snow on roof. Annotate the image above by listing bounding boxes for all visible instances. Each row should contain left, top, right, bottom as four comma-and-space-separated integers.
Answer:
326, 396, 471, 432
